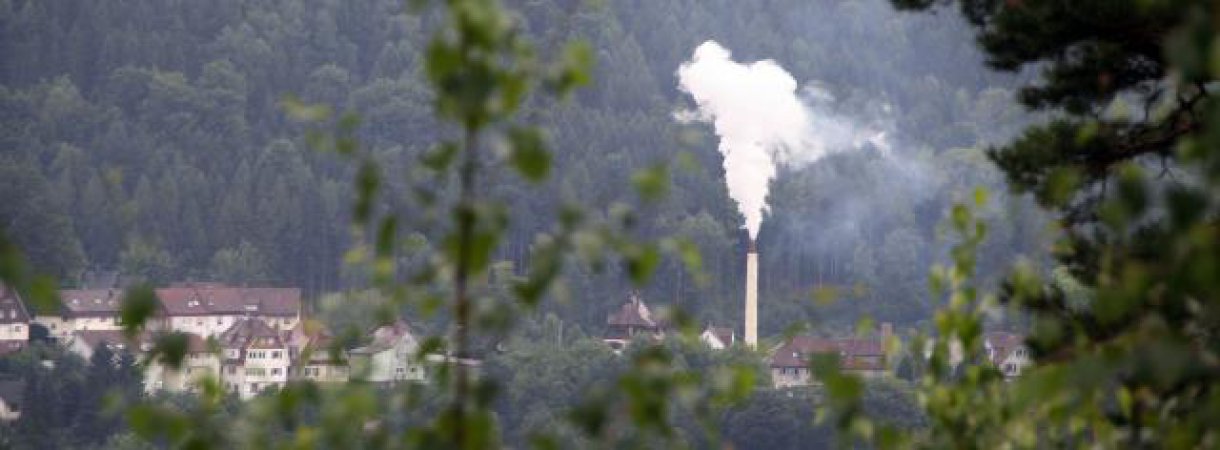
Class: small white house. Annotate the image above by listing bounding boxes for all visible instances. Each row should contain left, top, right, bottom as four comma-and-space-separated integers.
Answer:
348, 320, 423, 384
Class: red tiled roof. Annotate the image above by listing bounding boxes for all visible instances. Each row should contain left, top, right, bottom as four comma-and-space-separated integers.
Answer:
0, 284, 31, 325
57, 288, 122, 317
770, 335, 886, 369
156, 283, 300, 317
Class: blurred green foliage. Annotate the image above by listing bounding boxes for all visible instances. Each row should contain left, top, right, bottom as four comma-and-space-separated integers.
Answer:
813, 1, 1220, 448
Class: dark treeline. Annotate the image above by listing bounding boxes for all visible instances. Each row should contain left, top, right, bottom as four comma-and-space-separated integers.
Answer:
1, 0, 1046, 333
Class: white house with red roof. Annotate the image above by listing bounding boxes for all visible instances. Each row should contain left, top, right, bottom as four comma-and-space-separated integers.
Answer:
0, 284, 30, 357
217, 317, 291, 399
40, 288, 125, 342
155, 282, 301, 338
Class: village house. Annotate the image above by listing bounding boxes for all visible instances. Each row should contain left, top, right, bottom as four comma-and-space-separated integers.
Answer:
348, 320, 423, 384
603, 292, 665, 352
149, 333, 217, 393
770, 324, 892, 388
39, 288, 125, 342
217, 318, 291, 399
0, 284, 31, 357
700, 324, 736, 349
156, 283, 302, 338
283, 321, 349, 383
984, 331, 1031, 379
66, 329, 215, 393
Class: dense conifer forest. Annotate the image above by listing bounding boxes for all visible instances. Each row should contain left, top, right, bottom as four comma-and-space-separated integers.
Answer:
1, 0, 1045, 332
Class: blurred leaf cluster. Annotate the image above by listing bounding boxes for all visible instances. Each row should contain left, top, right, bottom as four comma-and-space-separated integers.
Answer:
815, 1, 1220, 448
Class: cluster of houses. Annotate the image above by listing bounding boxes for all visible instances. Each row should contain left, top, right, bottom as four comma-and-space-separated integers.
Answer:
602, 293, 1032, 388
0, 283, 1033, 420
0, 281, 429, 418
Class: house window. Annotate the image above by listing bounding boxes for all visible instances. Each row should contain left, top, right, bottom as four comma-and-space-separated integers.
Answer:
228, 366, 236, 375
271, 351, 281, 359
271, 368, 280, 376
12, 325, 21, 333
249, 383, 259, 393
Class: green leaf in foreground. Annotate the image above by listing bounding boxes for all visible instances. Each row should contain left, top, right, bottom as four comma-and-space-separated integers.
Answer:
120, 284, 158, 336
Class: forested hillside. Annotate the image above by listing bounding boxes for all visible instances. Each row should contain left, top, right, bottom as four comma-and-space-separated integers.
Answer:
1, 0, 1045, 332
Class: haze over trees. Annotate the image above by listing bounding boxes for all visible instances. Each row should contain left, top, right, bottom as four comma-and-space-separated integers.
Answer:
0, 0, 1217, 448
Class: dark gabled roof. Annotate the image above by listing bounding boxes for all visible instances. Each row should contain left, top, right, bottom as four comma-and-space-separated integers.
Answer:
156, 283, 300, 317
607, 293, 658, 328
218, 318, 285, 352
57, 288, 123, 317
985, 332, 1025, 365
770, 335, 886, 369
0, 283, 32, 324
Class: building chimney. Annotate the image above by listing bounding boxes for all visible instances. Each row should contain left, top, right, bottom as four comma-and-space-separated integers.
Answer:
745, 239, 758, 348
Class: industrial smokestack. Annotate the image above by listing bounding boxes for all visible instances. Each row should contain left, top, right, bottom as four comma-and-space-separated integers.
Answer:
745, 239, 758, 348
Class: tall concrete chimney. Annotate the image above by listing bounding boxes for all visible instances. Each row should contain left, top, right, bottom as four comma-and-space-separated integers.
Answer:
745, 239, 758, 348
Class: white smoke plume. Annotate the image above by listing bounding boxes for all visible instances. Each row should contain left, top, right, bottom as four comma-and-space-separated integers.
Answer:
676, 40, 887, 239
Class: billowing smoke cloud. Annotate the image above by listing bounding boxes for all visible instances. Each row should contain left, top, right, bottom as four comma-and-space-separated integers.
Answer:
676, 40, 886, 239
